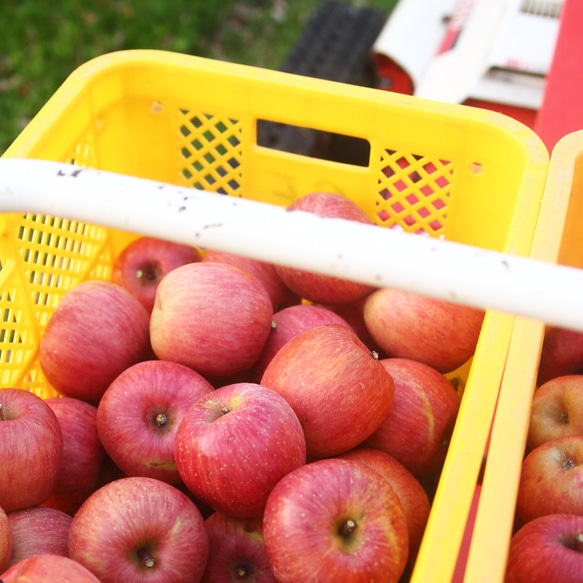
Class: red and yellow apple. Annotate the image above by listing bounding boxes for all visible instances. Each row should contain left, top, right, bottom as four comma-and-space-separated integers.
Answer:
175, 382, 306, 518
150, 262, 273, 380
261, 324, 394, 459
263, 458, 409, 583
112, 236, 202, 314
365, 357, 460, 478
39, 281, 152, 404
274, 192, 377, 305
363, 287, 484, 374
528, 375, 583, 451
0, 389, 63, 513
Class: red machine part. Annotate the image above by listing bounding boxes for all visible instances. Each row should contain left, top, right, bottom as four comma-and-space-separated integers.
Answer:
534, 0, 583, 151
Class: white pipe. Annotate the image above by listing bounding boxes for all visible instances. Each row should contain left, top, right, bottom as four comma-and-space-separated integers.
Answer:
0, 158, 581, 331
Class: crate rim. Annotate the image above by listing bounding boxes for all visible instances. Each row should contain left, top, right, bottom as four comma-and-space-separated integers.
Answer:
5, 49, 550, 169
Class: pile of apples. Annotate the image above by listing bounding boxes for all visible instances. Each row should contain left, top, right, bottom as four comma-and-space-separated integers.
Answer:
0, 192, 485, 583
505, 327, 583, 582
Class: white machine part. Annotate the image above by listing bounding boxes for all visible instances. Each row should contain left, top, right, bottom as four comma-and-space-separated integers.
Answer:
372, 0, 563, 109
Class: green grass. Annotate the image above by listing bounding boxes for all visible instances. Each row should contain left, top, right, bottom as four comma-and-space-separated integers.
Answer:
0, 0, 397, 154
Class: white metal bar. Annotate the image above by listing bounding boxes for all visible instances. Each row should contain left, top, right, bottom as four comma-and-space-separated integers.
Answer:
1, 158, 582, 332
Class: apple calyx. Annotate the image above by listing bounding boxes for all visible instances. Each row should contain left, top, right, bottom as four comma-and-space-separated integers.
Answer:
339, 518, 357, 538
148, 409, 172, 434
0, 402, 15, 421
135, 263, 160, 285
370, 351, 379, 360
336, 517, 361, 551
234, 561, 254, 579
221, 406, 230, 415
137, 547, 156, 569
562, 532, 583, 553
564, 456, 577, 470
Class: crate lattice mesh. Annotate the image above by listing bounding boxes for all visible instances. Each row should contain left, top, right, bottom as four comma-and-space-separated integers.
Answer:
374, 150, 452, 236
0, 285, 37, 386
178, 110, 243, 196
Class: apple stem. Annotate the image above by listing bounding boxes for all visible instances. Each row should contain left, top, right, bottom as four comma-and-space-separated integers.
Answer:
155, 413, 167, 427
0, 403, 3, 421
339, 518, 357, 537
137, 547, 155, 569
370, 351, 379, 360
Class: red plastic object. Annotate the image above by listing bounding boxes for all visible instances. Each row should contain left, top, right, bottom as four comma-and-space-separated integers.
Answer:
373, 53, 415, 95
451, 484, 482, 583
534, 0, 583, 151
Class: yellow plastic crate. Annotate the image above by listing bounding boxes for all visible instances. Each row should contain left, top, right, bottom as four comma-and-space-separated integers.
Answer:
460, 129, 583, 583
0, 50, 549, 582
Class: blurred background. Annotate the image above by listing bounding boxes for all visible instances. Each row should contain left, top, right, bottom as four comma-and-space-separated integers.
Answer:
0, 0, 397, 155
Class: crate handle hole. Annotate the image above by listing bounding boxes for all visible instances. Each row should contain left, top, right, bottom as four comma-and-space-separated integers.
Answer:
256, 119, 371, 168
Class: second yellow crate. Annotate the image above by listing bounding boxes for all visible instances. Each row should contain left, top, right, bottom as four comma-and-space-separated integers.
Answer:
460, 129, 583, 583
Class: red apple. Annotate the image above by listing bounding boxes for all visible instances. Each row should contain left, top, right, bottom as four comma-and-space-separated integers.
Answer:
263, 458, 409, 583
363, 287, 485, 374
201, 512, 276, 582
0, 388, 63, 512
338, 447, 430, 558
517, 435, 583, 524
42, 397, 105, 515
365, 358, 460, 478
261, 324, 394, 459
150, 262, 273, 379
202, 249, 292, 310
7, 507, 72, 567
0, 505, 12, 574
68, 476, 209, 583
528, 375, 583, 451
175, 382, 306, 518
112, 236, 202, 314
0, 554, 102, 583
537, 326, 583, 386
97, 360, 214, 484
505, 513, 583, 583
39, 280, 152, 404
250, 303, 354, 381
274, 192, 377, 305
